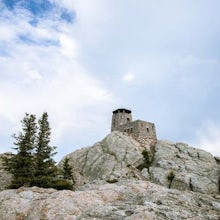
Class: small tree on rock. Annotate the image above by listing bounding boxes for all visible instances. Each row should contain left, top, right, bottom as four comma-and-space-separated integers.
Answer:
167, 170, 175, 189
62, 157, 73, 180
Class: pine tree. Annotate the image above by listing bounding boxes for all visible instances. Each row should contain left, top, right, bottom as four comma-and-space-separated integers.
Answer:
62, 157, 73, 180
34, 112, 57, 178
3, 113, 37, 188
4, 112, 73, 190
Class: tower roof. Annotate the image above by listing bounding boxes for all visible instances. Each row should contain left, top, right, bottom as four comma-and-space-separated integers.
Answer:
113, 108, 132, 114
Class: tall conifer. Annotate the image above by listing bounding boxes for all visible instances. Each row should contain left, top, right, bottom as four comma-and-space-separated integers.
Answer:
4, 112, 72, 190
4, 113, 37, 188
34, 112, 57, 177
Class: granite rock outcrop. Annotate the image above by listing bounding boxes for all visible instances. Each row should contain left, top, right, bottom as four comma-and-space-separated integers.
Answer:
0, 153, 12, 190
61, 131, 151, 186
61, 132, 219, 195
148, 140, 219, 194
0, 180, 219, 220
0, 131, 220, 219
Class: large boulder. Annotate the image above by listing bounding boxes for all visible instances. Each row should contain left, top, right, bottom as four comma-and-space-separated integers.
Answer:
60, 131, 150, 185
0, 180, 219, 220
149, 140, 220, 194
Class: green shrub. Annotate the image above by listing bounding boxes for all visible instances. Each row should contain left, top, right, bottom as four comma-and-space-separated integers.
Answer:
9, 177, 32, 189
141, 149, 153, 168
29, 176, 73, 190
167, 171, 175, 181
50, 179, 73, 190
30, 176, 53, 188
167, 171, 175, 188
142, 149, 149, 160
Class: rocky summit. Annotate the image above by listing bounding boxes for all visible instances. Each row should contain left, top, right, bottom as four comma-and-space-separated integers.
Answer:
0, 131, 219, 219
62, 131, 219, 195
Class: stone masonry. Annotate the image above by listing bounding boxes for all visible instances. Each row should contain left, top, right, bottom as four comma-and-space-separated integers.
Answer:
111, 108, 157, 147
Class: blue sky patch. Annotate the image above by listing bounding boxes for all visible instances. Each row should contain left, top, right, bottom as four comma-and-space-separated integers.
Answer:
3, 0, 52, 13
29, 18, 39, 27
0, 44, 10, 57
2, 0, 16, 10
22, 0, 53, 16
2, 0, 75, 23
61, 10, 75, 23
19, 34, 59, 47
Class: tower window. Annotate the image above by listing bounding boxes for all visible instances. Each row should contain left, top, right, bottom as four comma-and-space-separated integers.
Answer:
127, 118, 130, 122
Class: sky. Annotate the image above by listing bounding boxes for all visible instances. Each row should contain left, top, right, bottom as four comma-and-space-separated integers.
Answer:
0, 0, 220, 161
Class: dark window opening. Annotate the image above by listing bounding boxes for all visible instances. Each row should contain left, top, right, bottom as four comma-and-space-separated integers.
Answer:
127, 118, 130, 122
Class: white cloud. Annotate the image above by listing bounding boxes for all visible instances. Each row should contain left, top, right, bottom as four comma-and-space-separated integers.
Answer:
23, 66, 42, 84
0, 24, 16, 41
56, 0, 114, 47
1, 0, 220, 162
122, 72, 135, 82
59, 34, 79, 58
0, 2, 114, 160
193, 122, 220, 156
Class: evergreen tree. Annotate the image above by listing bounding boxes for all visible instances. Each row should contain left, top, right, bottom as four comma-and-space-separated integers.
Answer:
34, 112, 57, 178
3, 113, 37, 188
62, 157, 73, 180
4, 112, 72, 190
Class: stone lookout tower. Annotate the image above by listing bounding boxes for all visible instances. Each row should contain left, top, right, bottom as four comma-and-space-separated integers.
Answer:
111, 109, 132, 131
111, 108, 157, 146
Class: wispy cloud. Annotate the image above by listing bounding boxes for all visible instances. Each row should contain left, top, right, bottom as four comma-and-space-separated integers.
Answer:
193, 122, 220, 156
122, 72, 135, 82
0, 0, 114, 160
1, 0, 220, 160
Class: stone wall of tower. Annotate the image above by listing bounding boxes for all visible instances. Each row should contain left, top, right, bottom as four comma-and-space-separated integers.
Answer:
113, 120, 157, 147
111, 109, 132, 132
111, 108, 157, 147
